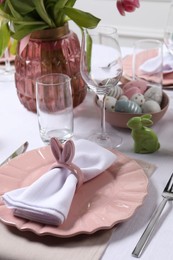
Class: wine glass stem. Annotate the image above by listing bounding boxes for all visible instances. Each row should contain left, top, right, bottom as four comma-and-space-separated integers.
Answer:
99, 94, 106, 136
4, 48, 11, 72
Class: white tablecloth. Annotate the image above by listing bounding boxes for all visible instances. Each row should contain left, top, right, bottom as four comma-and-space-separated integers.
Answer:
1, 47, 173, 260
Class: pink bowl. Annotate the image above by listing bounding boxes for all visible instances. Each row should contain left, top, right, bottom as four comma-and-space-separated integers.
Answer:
96, 91, 169, 128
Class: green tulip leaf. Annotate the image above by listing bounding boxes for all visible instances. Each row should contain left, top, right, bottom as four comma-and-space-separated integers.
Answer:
5, 0, 23, 19
64, 7, 100, 28
0, 23, 10, 57
5, 0, 35, 15
66, 0, 77, 8
34, 0, 55, 27
12, 24, 48, 40
86, 31, 92, 72
9, 39, 18, 55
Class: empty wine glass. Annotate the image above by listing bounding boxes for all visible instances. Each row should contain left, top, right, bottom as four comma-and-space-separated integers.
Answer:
80, 25, 123, 149
164, 1, 173, 55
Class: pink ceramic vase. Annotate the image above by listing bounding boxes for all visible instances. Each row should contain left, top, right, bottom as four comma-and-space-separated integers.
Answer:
15, 23, 87, 112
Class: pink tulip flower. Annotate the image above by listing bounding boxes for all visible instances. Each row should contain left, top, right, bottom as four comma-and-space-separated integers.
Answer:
116, 0, 140, 16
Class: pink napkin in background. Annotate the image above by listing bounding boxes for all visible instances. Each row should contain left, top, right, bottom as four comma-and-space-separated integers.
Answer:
123, 52, 173, 86
140, 52, 173, 75
2, 139, 117, 226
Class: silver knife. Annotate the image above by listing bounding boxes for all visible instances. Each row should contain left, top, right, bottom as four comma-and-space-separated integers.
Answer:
0, 141, 29, 166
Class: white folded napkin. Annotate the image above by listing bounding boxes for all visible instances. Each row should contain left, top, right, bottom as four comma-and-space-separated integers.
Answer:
140, 52, 173, 75
2, 139, 117, 226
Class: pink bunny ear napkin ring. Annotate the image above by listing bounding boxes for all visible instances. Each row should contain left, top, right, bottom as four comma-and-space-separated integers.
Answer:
50, 138, 84, 189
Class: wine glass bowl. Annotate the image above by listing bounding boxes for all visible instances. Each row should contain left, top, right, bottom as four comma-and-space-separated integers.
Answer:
80, 25, 123, 148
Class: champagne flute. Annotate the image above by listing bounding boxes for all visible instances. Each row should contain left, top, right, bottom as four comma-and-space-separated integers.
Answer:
80, 25, 123, 149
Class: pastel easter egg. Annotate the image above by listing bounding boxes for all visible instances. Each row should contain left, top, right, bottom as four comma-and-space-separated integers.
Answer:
119, 95, 129, 101
122, 80, 147, 94
108, 85, 123, 99
131, 93, 145, 107
142, 100, 161, 113
115, 100, 142, 114
144, 87, 162, 104
124, 87, 141, 99
105, 96, 117, 112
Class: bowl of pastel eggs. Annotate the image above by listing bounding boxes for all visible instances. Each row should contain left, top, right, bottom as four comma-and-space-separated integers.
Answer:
96, 80, 169, 128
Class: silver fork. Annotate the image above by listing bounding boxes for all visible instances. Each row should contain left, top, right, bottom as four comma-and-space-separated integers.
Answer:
132, 173, 173, 258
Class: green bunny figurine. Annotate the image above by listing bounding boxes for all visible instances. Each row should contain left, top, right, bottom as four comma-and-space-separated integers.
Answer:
127, 114, 160, 154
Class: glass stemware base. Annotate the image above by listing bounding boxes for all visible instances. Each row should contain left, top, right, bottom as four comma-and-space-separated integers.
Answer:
88, 131, 122, 149
0, 71, 14, 82
0, 64, 15, 82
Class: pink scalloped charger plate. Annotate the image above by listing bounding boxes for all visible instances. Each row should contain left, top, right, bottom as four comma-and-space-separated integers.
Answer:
0, 146, 148, 237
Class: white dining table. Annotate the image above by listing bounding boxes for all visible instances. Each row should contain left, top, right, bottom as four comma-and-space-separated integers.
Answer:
0, 47, 173, 260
